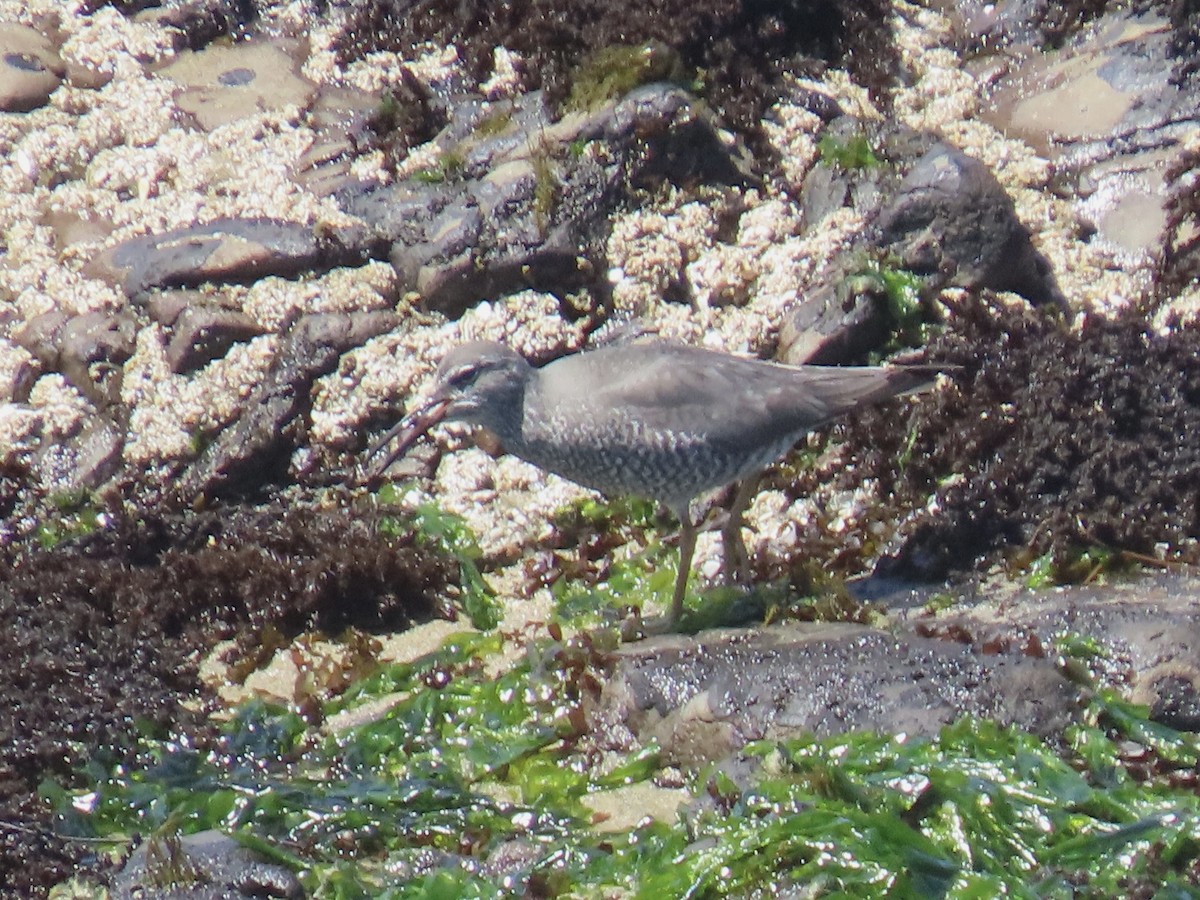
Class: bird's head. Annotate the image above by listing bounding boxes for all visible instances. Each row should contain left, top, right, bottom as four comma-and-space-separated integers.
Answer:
367, 341, 531, 478
428, 341, 531, 428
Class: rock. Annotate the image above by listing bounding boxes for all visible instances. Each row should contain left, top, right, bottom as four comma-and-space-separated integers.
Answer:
592, 623, 1080, 768
946, 0, 1058, 51
292, 132, 359, 197
165, 305, 266, 373
782, 119, 1072, 367
340, 83, 756, 316
779, 125, 938, 365
145, 290, 199, 327
174, 311, 399, 503
908, 574, 1200, 733
89, 80, 754, 321
438, 92, 552, 178
342, 180, 451, 258
1162, 142, 1200, 297
1150, 669, 1200, 733
874, 142, 1065, 307
0, 341, 37, 403
38, 206, 116, 252
62, 56, 112, 91
12, 310, 69, 371
110, 829, 302, 900
31, 414, 125, 494
796, 160, 850, 231
594, 576, 1200, 772
14, 311, 136, 407
605, 83, 758, 189
0, 24, 65, 113
133, 0, 259, 53
781, 81, 845, 123
984, 10, 1197, 271
777, 280, 895, 365
58, 312, 137, 407
86, 218, 388, 300
159, 40, 316, 132
65, 418, 124, 491
75, 418, 124, 489
797, 115, 888, 228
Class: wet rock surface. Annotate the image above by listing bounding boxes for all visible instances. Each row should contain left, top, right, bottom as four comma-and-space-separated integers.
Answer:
0, 498, 460, 895
111, 830, 303, 900
947, 0, 1114, 52
982, 9, 1198, 276
595, 623, 1081, 767
594, 574, 1200, 770
906, 575, 1200, 732
1, 0, 1199, 894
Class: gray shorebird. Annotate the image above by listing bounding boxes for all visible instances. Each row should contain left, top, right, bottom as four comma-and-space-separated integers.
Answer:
369, 339, 936, 627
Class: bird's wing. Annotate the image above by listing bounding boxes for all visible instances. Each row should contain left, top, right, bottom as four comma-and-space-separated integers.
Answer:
540, 342, 931, 450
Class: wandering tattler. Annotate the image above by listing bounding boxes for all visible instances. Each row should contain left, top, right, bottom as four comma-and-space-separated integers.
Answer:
369, 339, 936, 626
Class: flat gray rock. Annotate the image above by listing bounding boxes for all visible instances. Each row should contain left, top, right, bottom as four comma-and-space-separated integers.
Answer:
907, 574, 1200, 732
0, 24, 64, 113
111, 829, 302, 899
983, 10, 1197, 269
592, 622, 1080, 768
593, 574, 1200, 769
159, 39, 317, 132
86, 218, 387, 300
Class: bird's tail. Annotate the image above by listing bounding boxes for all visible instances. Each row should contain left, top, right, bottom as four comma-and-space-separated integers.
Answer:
800, 363, 952, 418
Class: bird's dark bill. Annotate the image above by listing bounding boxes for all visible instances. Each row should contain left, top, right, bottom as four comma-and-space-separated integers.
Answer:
369, 396, 452, 477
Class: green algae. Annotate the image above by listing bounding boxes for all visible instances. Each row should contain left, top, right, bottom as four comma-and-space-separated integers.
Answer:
847, 257, 929, 355
412, 147, 466, 184
34, 488, 105, 550
1020, 543, 1128, 590
528, 135, 562, 239
377, 487, 499, 630
45, 509, 1200, 898
564, 41, 689, 113
817, 132, 881, 170
549, 495, 669, 623
474, 105, 515, 138
52, 621, 1200, 898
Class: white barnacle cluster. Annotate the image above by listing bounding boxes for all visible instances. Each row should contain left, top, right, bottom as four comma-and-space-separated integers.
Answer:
120, 324, 278, 465
60, 5, 177, 80
458, 291, 586, 359
428, 447, 589, 561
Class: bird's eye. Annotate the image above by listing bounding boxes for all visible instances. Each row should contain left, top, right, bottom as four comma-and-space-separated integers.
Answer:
445, 364, 480, 388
